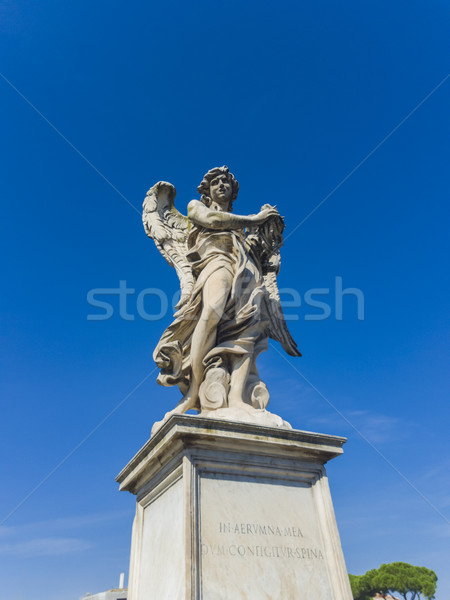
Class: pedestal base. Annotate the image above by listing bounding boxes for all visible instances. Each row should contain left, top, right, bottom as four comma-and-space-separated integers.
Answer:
116, 415, 352, 600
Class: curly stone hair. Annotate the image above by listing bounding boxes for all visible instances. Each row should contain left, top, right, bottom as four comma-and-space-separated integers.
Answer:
197, 166, 239, 211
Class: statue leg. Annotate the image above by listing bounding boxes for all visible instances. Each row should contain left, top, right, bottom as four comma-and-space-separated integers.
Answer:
188, 267, 232, 398
228, 354, 252, 407
166, 267, 233, 416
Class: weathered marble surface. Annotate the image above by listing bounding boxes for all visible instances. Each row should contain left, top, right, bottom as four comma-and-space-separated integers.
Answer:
200, 473, 332, 599
117, 415, 353, 600
138, 476, 184, 598
201, 404, 292, 429
143, 167, 301, 434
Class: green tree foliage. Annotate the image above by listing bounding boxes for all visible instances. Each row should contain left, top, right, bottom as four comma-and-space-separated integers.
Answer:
349, 562, 437, 600
349, 573, 372, 600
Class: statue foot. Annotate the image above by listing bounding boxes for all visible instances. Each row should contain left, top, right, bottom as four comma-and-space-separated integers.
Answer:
227, 392, 244, 408
201, 403, 292, 430
151, 391, 199, 436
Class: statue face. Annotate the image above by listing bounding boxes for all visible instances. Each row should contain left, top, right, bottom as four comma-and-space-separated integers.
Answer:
209, 174, 233, 206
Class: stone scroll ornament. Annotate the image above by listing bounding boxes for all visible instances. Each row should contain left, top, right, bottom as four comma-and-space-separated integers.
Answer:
143, 166, 301, 434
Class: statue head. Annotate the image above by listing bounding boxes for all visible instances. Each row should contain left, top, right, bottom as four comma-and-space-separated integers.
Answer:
197, 166, 239, 211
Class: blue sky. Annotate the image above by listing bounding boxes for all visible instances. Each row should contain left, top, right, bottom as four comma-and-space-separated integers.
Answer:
0, 1, 449, 598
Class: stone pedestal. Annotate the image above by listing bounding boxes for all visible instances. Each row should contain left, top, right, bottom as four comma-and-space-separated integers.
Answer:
116, 415, 353, 600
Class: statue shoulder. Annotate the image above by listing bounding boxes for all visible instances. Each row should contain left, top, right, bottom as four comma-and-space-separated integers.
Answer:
188, 199, 202, 210
187, 199, 206, 221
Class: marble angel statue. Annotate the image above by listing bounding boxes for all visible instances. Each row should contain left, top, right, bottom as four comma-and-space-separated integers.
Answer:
143, 166, 301, 432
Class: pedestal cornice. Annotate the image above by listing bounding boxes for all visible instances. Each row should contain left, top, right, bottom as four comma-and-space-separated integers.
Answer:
116, 414, 346, 496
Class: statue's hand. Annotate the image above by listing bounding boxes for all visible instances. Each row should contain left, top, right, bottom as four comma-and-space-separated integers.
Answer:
252, 205, 280, 225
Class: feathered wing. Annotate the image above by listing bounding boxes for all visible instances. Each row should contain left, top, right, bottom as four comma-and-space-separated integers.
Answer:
142, 181, 194, 307
263, 255, 301, 357
246, 209, 301, 357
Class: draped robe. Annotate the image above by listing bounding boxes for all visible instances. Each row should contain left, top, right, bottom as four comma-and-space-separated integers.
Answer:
153, 224, 269, 393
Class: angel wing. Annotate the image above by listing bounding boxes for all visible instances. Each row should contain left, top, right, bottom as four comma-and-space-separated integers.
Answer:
263, 254, 301, 357
247, 209, 301, 357
142, 181, 195, 308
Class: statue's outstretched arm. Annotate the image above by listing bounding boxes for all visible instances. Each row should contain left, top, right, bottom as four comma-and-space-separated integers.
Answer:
188, 200, 279, 231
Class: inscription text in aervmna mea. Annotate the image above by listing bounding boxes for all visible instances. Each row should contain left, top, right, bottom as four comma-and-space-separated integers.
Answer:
202, 521, 325, 561
219, 522, 304, 538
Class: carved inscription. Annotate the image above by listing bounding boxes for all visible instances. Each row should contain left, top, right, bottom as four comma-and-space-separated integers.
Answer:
219, 522, 304, 537
201, 544, 324, 560
201, 522, 324, 561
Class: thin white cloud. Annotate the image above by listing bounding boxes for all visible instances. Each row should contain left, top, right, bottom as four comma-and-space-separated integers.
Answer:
0, 509, 130, 539
0, 510, 131, 560
0, 537, 92, 557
